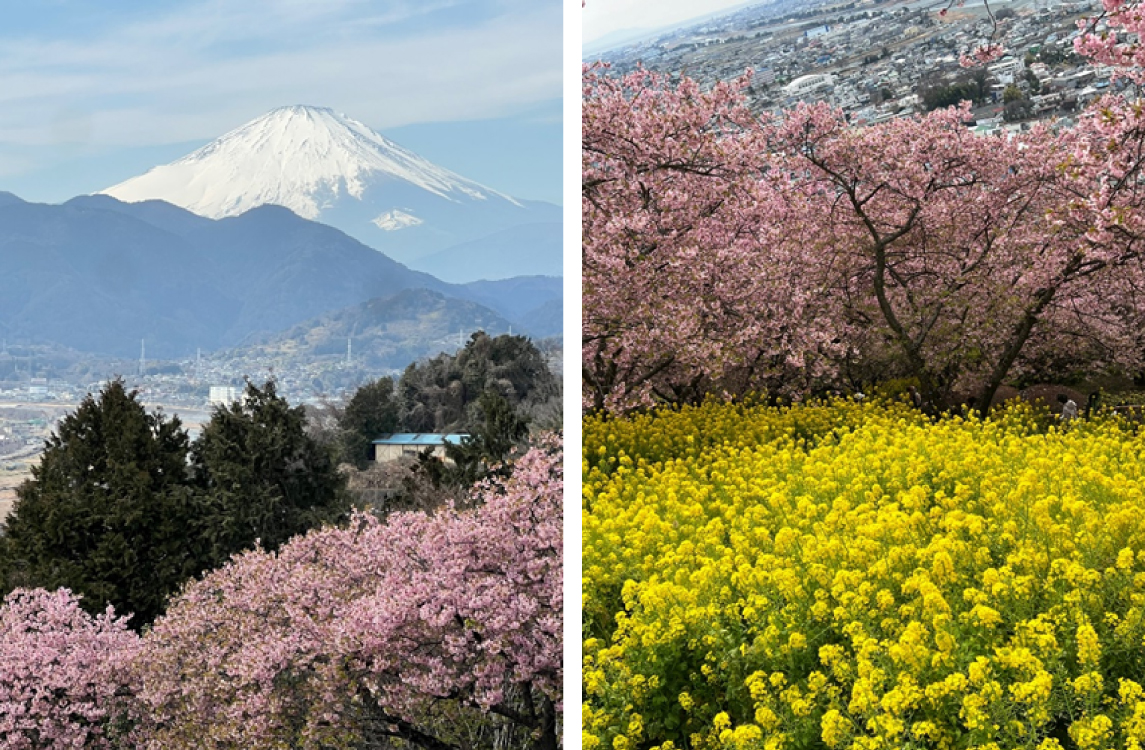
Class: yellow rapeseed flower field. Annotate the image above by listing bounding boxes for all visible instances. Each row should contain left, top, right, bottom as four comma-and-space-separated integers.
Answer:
583, 399, 1145, 750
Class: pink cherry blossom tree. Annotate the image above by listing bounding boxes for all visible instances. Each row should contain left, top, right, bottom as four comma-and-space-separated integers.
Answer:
583, 65, 1145, 413
0, 588, 139, 750
131, 442, 562, 750
582, 65, 845, 412
771, 102, 1145, 410
1074, 0, 1145, 79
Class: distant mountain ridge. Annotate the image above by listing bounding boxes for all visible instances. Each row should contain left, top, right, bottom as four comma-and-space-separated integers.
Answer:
238, 288, 520, 372
98, 105, 562, 280
413, 222, 563, 282
0, 193, 560, 359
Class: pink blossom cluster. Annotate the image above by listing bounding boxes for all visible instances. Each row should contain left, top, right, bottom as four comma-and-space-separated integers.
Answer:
0, 589, 138, 749
958, 43, 1005, 68
584, 61, 1145, 412
583, 65, 846, 412
1074, 0, 1145, 81
0, 443, 562, 749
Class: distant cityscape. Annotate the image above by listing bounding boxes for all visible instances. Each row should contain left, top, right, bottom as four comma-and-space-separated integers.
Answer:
591, 0, 1112, 135
0, 333, 562, 515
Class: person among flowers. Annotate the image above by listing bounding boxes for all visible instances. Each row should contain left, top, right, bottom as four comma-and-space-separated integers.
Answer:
1058, 394, 1079, 422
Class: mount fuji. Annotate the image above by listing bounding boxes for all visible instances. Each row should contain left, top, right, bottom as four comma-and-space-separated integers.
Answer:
100, 105, 561, 281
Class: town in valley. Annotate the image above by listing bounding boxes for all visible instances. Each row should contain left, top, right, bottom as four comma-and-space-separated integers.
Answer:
591, 0, 1112, 134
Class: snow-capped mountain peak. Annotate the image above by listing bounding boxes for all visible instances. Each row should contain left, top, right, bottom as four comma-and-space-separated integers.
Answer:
97, 104, 562, 278
100, 104, 521, 222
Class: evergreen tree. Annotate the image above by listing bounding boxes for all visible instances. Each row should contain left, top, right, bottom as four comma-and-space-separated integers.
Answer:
0, 380, 206, 627
190, 379, 348, 560
337, 376, 399, 469
442, 390, 531, 486
397, 332, 558, 434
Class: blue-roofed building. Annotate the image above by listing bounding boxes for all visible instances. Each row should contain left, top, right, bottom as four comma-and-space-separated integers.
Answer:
371, 433, 469, 463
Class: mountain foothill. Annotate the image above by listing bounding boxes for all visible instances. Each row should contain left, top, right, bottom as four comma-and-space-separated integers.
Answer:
0, 105, 563, 363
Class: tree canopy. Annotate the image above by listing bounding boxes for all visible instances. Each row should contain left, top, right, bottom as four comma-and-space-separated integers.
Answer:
583, 61, 1145, 414
337, 376, 400, 469
395, 332, 558, 434
0, 588, 138, 748
0, 379, 349, 629
0, 441, 563, 750
190, 379, 349, 560
0, 380, 205, 626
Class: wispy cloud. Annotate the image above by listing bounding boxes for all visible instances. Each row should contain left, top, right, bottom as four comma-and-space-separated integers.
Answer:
0, 0, 560, 147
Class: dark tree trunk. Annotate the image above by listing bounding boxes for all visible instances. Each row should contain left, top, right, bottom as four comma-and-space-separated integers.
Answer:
531, 694, 559, 750
973, 260, 1077, 418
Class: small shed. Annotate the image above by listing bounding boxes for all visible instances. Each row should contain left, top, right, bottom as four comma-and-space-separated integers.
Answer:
371, 433, 468, 463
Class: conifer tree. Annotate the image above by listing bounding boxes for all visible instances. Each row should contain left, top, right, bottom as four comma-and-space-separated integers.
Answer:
337, 376, 399, 469
424, 390, 532, 488
396, 332, 557, 433
0, 380, 205, 627
190, 379, 348, 560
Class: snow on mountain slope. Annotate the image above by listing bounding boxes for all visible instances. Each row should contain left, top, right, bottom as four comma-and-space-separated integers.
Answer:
102, 105, 520, 221
97, 106, 561, 277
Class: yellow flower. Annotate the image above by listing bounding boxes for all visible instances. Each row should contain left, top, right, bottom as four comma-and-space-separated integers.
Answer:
583, 401, 1145, 750
1070, 714, 1113, 750
820, 711, 850, 749
1072, 671, 1104, 696
729, 725, 762, 746
754, 706, 780, 731
968, 657, 991, 685
1078, 623, 1102, 667
1121, 679, 1144, 705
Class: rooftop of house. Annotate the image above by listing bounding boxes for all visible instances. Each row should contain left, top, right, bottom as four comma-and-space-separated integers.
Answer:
371, 433, 469, 446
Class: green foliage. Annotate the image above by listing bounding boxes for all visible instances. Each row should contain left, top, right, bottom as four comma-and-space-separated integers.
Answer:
1024, 69, 1041, 93
337, 376, 399, 469
1036, 44, 1071, 66
868, 377, 921, 403
1004, 96, 1033, 122
191, 379, 349, 560
443, 390, 532, 486
336, 332, 557, 508
396, 332, 558, 434
1101, 390, 1145, 410
919, 69, 988, 111
0, 379, 351, 629
0, 380, 207, 627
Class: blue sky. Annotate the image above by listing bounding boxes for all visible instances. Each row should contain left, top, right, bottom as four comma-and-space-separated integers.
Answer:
0, 0, 563, 204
